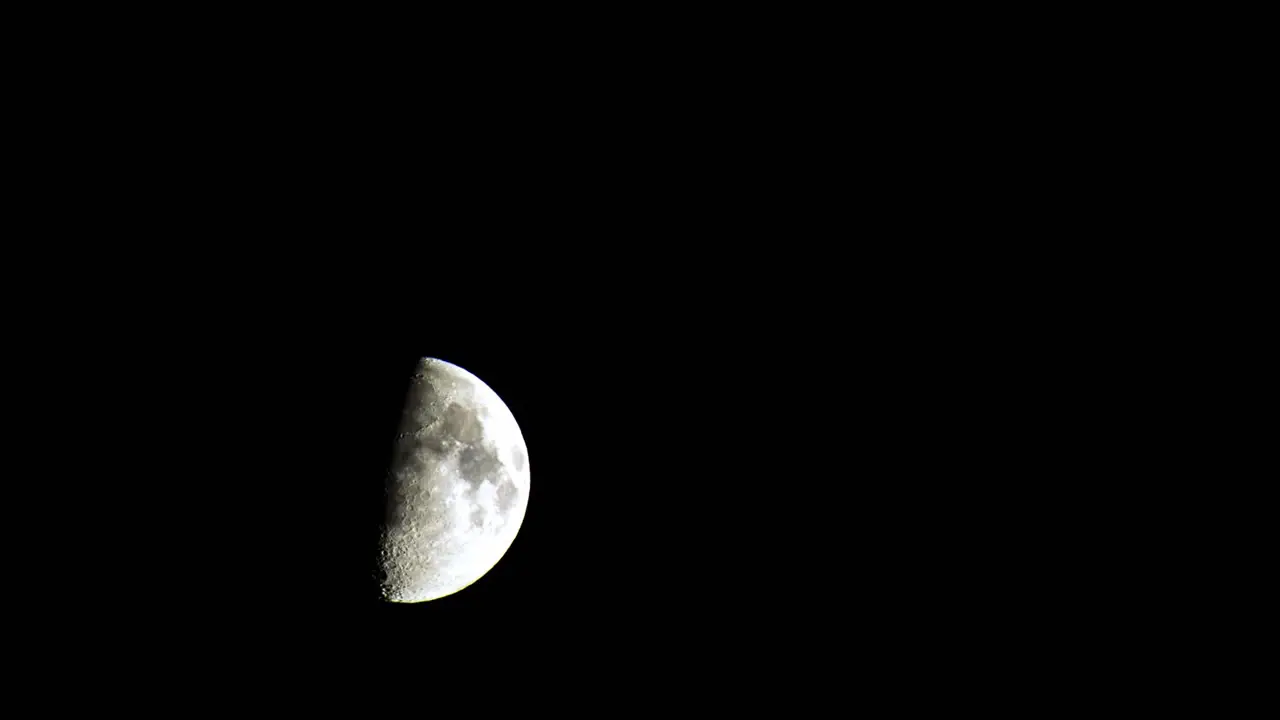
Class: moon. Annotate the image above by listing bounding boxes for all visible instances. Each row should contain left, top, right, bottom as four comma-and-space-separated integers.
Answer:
378, 358, 529, 603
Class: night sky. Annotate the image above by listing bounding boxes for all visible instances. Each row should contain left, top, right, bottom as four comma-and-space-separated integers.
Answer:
4, 6, 1106, 708
16, 237, 1066, 705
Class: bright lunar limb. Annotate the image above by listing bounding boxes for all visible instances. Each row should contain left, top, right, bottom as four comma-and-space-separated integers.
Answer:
379, 358, 529, 603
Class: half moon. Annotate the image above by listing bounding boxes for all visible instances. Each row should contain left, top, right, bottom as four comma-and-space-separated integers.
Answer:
379, 358, 529, 603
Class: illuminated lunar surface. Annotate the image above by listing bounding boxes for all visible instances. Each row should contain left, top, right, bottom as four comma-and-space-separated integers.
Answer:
379, 358, 529, 603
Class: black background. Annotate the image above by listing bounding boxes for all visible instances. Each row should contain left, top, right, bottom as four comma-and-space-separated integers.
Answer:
1, 2, 1219, 706
15, 141, 1058, 689
9, 119, 1076, 705
2, 19, 1105, 700
31, 242, 900, 689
